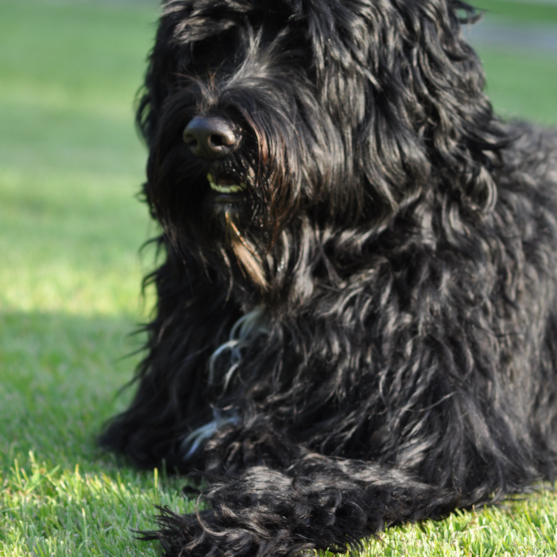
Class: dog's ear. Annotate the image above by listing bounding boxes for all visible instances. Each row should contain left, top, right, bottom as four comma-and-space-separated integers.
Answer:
307, 0, 508, 219
363, 0, 509, 215
136, 4, 194, 148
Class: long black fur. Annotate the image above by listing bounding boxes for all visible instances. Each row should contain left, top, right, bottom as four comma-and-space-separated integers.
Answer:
100, 0, 557, 554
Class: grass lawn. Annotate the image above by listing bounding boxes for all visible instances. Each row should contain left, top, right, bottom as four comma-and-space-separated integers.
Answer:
0, 0, 556, 556
474, 0, 557, 25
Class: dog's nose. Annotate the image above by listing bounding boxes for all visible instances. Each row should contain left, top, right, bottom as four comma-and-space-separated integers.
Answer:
183, 116, 238, 160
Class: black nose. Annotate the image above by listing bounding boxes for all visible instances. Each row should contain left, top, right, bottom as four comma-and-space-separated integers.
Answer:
183, 116, 238, 160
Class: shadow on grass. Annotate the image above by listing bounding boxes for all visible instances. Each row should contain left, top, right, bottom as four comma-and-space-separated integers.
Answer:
0, 311, 202, 557
0, 310, 147, 470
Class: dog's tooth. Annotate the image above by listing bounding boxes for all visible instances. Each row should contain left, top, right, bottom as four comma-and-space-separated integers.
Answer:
206, 177, 246, 194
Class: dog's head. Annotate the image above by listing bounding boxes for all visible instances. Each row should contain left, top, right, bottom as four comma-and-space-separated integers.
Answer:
139, 0, 507, 297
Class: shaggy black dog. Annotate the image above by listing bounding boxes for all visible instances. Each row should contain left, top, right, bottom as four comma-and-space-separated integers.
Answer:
100, 0, 557, 554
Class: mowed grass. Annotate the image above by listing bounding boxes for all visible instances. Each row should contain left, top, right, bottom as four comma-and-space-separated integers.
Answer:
0, 1, 190, 556
475, 0, 557, 25
0, 0, 556, 556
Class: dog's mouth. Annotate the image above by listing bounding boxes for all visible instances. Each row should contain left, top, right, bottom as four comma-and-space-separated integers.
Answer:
207, 173, 247, 203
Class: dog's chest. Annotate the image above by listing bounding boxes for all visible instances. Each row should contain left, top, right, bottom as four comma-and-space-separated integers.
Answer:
181, 305, 268, 458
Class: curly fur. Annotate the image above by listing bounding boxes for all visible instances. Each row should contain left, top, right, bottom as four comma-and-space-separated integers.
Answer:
100, 0, 557, 554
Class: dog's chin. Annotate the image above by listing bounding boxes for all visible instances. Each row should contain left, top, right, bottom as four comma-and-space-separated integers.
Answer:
204, 190, 249, 222
208, 190, 247, 208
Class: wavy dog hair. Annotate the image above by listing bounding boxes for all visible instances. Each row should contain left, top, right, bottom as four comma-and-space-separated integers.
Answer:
100, 0, 557, 555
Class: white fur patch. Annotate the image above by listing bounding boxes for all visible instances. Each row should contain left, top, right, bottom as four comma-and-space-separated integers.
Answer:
208, 304, 268, 390
181, 305, 268, 459
181, 409, 240, 459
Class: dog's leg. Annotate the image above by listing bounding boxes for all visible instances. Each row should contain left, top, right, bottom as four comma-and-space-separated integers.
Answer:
143, 447, 452, 557
100, 240, 242, 470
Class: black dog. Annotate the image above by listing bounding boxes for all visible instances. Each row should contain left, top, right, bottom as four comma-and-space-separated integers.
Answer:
100, 0, 557, 555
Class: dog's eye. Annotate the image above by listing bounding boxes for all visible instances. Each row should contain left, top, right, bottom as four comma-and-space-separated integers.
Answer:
190, 33, 238, 72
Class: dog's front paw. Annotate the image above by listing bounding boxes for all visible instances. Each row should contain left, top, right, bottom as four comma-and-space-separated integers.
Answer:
142, 505, 315, 557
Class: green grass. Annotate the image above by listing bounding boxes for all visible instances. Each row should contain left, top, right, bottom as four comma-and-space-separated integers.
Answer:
0, 0, 556, 555
479, 49, 557, 127
474, 0, 557, 25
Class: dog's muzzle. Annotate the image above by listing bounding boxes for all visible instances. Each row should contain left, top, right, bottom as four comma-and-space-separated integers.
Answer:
183, 116, 247, 204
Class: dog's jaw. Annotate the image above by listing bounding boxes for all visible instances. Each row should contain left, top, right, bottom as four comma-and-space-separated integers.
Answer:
206, 172, 248, 203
